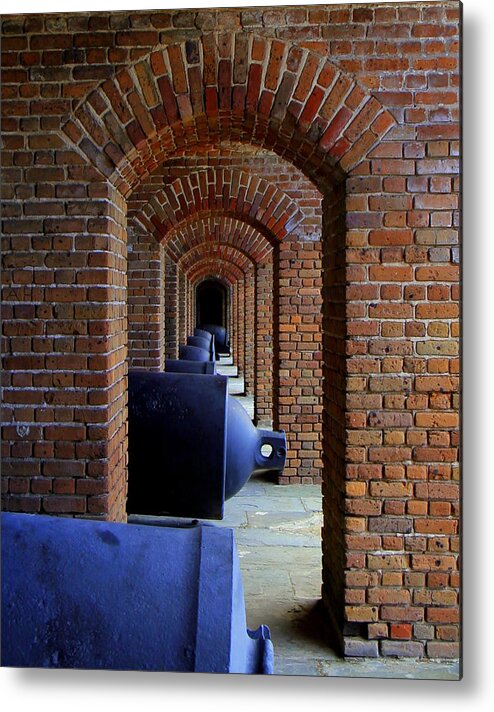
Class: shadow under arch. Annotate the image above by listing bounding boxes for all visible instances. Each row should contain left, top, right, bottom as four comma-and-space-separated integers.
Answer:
195, 278, 229, 330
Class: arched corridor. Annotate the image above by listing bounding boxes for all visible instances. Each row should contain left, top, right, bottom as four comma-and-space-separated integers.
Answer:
1, 5, 460, 667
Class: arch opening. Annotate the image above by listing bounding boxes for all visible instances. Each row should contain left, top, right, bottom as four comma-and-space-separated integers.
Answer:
196, 279, 228, 329
4, 10, 459, 669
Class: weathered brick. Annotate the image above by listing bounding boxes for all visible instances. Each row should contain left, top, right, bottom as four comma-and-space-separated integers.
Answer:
381, 641, 425, 657
1, 5, 460, 663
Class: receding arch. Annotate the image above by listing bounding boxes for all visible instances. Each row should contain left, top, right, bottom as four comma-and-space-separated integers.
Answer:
164, 214, 273, 264
58, 23, 400, 661
186, 257, 246, 285
165, 214, 272, 262
130, 168, 305, 243
177, 240, 255, 275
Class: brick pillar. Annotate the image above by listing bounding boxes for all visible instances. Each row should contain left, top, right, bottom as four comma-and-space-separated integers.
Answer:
236, 278, 245, 378
127, 227, 165, 370
255, 255, 274, 427
231, 282, 237, 364
2, 181, 128, 522
190, 281, 196, 331
274, 239, 323, 484
244, 267, 255, 396
164, 253, 178, 360
177, 268, 187, 347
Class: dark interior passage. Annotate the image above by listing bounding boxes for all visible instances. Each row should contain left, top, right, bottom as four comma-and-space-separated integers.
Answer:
196, 280, 227, 327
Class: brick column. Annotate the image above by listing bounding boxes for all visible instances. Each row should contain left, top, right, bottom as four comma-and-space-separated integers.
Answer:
164, 253, 178, 360
177, 268, 187, 347
274, 239, 323, 484
244, 267, 255, 396
127, 227, 165, 370
255, 255, 274, 427
321, 184, 348, 650
236, 278, 245, 378
2, 181, 128, 522
190, 281, 196, 331
231, 281, 237, 364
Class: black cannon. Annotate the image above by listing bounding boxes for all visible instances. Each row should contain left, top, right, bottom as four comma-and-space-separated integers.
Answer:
1, 512, 274, 673
165, 359, 216, 375
199, 324, 230, 355
127, 371, 286, 519
187, 335, 213, 354
194, 328, 216, 359
179, 344, 211, 362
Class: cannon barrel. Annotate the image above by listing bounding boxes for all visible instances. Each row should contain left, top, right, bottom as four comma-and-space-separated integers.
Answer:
194, 327, 213, 343
194, 328, 216, 359
179, 344, 211, 362
187, 335, 213, 353
127, 370, 286, 519
165, 358, 216, 374
198, 324, 230, 355
1, 512, 274, 674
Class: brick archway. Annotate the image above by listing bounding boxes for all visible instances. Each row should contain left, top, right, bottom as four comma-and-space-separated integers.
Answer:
131, 168, 305, 243
61, 32, 395, 194
2, 8, 460, 661
178, 241, 254, 275
181, 245, 257, 399
165, 214, 273, 263
10, 28, 399, 647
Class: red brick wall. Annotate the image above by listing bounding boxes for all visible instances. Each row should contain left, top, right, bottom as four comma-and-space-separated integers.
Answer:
1, 3, 460, 658
276, 239, 324, 483
244, 268, 256, 395
128, 225, 165, 370
164, 252, 178, 359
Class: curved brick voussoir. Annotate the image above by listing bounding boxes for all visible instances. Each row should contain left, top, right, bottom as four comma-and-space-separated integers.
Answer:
164, 215, 272, 265
187, 257, 246, 286
131, 168, 304, 243
61, 32, 396, 194
178, 241, 254, 278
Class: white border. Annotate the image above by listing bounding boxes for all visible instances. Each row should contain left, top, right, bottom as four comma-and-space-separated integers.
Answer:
1, 1, 492, 710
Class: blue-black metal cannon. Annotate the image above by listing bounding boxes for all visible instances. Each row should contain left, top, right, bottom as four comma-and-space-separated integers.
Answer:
194, 328, 216, 360
199, 324, 230, 355
1, 512, 274, 673
165, 359, 216, 375
179, 344, 211, 362
127, 371, 286, 519
187, 335, 213, 355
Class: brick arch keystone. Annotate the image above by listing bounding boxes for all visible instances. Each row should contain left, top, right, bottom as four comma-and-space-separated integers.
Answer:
130, 168, 304, 243
61, 32, 396, 194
